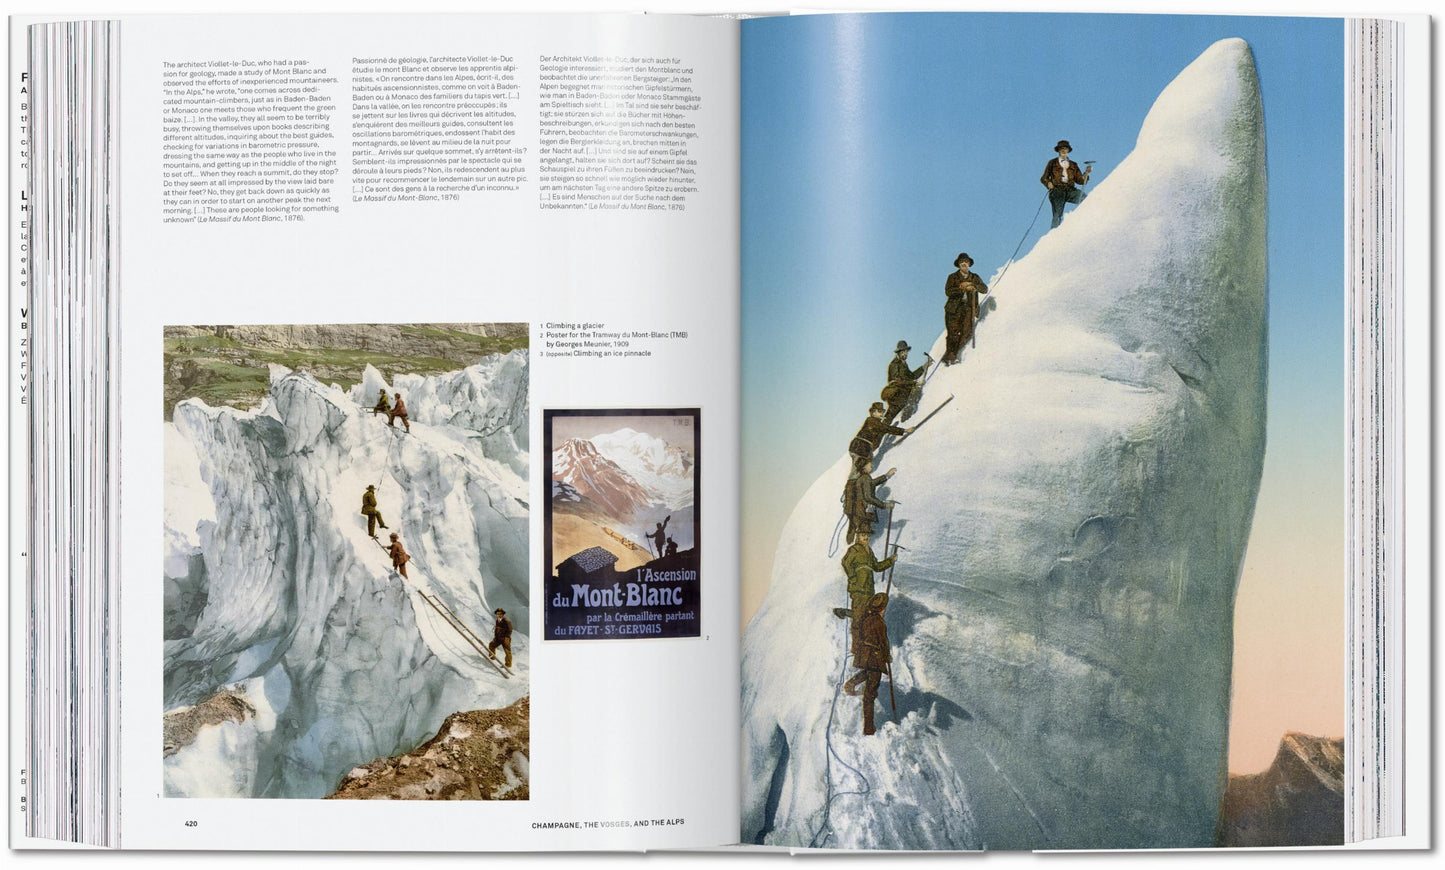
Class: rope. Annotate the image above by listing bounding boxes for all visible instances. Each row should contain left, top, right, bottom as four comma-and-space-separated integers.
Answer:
372, 425, 399, 494
988, 192, 1049, 295
389, 539, 507, 643
807, 614, 873, 849
826, 511, 847, 557
360, 386, 508, 661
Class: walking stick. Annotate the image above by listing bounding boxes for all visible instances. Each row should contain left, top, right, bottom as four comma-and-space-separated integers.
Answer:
881, 506, 899, 722
886, 660, 898, 723
882, 505, 894, 582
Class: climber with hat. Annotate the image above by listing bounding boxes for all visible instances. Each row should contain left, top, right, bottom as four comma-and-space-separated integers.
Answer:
842, 454, 897, 541
488, 608, 514, 669
941, 252, 989, 365
386, 531, 410, 579
1040, 139, 1092, 228
371, 388, 391, 417
848, 402, 914, 464
881, 339, 931, 424
360, 484, 389, 538
842, 592, 894, 736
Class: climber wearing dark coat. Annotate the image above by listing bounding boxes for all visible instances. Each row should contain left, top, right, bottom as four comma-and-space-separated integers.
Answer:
881, 340, 930, 424
942, 253, 989, 365
1041, 139, 1092, 228
843, 592, 892, 736
843, 456, 896, 539
489, 608, 513, 668
646, 516, 671, 556
849, 403, 914, 462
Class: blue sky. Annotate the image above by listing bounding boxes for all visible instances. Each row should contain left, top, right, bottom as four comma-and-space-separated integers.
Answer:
739, 13, 1345, 770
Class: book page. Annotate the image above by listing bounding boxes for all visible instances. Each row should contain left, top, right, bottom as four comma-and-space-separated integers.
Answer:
737, 10, 1358, 851
45, 12, 739, 851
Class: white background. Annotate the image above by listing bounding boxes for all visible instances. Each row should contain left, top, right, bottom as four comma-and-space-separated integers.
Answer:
6, 0, 1438, 867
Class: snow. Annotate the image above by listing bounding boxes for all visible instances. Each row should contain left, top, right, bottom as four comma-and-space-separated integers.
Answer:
163, 678, 276, 800
742, 40, 1268, 850
163, 350, 529, 798
590, 427, 696, 510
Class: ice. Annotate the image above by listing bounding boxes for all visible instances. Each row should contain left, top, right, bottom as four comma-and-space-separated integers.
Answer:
590, 427, 696, 510
742, 40, 1268, 849
163, 351, 529, 798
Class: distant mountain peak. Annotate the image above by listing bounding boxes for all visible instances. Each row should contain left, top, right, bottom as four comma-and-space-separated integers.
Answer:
551, 438, 654, 520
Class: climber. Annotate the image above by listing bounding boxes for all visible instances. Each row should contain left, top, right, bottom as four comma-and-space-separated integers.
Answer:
842, 456, 896, 540
371, 389, 391, 417
646, 516, 671, 557
360, 484, 389, 538
665, 536, 679, 558
387, 391, 410, 432
1041, 139, 1092, 229
941, 253, 989, 365
488, 608, 513, 669
881, 340, 930, 424
848, 403, 914, 464
832, 529, 896, 635
842, 592, 892, 736
386, 532, 410, 579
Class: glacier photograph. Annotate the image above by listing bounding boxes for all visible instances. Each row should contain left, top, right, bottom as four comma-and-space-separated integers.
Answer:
162, 323, 530, 801
741, 14, 1346, 850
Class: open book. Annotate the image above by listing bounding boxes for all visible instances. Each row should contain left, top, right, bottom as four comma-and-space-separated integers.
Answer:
9, 8, 1430, 853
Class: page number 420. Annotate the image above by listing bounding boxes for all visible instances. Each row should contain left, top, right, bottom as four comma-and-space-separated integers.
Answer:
184, 820, 199, 828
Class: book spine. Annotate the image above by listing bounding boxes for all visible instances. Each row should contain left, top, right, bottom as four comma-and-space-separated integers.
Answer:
22, 19, 121, 848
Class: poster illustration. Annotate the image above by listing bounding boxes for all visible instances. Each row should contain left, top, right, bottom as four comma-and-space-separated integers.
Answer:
545, 409, 700, 640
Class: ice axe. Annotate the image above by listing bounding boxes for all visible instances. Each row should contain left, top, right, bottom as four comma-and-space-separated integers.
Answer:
897, 395, 954, 444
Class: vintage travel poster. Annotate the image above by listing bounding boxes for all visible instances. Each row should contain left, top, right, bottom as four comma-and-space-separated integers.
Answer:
545, 409, 701, 640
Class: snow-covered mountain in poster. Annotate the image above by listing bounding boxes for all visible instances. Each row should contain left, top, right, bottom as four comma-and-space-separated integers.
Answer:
551, 425, 697, 554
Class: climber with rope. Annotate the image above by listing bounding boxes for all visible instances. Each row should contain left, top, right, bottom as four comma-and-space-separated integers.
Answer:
848, 403, 914, 465
360, 484, 389, 539
842, 455, 896, 540
371, 388, 391, 417
387, 391, 410, 432
832, 529, 895, 632
386, 531, 411, 579
881, 340, 931, 424
1041, 139, 1092, 228
940, 252, 989, 365
842, 593, 892, 736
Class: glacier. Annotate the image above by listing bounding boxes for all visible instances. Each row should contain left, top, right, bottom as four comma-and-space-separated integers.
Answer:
741, 40, 1267, 849
163, 350, 529, 799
